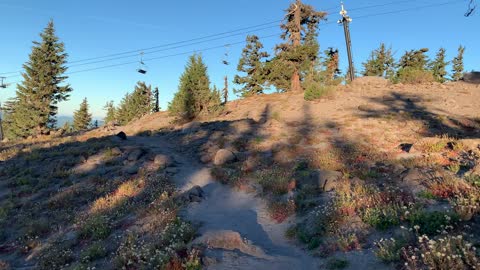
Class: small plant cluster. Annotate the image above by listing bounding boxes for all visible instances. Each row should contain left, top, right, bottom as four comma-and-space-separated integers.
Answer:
254, 166, 295, 195
403, 234, 479, 270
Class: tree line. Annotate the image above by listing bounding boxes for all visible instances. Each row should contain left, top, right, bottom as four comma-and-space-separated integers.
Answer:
362, 43, 466, 84
0, 0, 471, 140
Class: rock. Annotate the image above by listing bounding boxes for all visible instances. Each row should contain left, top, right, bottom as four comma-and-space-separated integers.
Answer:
298, 170, 343, 191
358, 104, 373, 112
116, 131, 127, 140
126, 165, 139, 175
154, 154, 173, 169
110, 147, 122, 156
200, 154, 212, 164
213, 149, 236, 166
188, 185, 204, 198
401, 168, 426, 193
181, 121, 201, 134
399, 143, 414, 153
462, 71, 480, 84
193, 230, 269, 259
165, 167, 178, 174
128, 149, 144, 161
241, 156, 258, 173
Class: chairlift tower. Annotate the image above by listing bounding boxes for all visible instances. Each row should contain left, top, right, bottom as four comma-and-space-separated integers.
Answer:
0, 77, 7, 89
338, 2, 355, 82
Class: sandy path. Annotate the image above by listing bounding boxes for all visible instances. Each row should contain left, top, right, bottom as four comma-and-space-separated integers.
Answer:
133, 135, 322, 269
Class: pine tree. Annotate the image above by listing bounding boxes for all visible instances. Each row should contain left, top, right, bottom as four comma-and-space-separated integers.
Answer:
73, 98, 92, 131
398, 48, 429, 70
323, 48, 341, 82
3, 20, 72, 139
152, 87, 160, 112
234, 35, 269, 97
103, 101, 116, 124
452, 45, 465, 81
429, 48, 449, 83
62, 121, 73, 133
362, 43, 395, 78
116, 82, 153, 125
269, 0, 326, 92
168, 54, 222, 120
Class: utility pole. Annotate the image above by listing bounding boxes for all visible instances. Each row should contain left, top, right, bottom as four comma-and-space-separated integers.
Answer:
0, 102, 4, 141
223, 76, 228, 104
338, 2, 355, 82
0, 77, 7, 89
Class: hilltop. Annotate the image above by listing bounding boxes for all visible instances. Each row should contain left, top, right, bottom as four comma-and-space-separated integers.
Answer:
0, 79, 479, 269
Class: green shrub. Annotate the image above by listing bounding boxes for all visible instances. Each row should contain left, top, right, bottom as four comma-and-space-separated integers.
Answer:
361, 205, 401, 230
407, 210, 456, 236
304, 83, 335, 101
326, 258, 349, 270
80, 215, 112, 240
374, 238, 406, 263
395, 68, 434, 84
81, 242, 107, 263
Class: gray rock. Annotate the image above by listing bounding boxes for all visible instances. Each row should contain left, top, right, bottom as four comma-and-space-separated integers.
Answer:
154, 154, 173, 169
188, 185, 204, 198
401, 168, 426, 193
128, 149, 144, 161
299, 170, 343, 191
116, 131, 127, 140
165, 167, 178, 174
110, 147, 122, 156
462, 72, 480, 84
213, 149, 236, 166
126, 165, 139, 175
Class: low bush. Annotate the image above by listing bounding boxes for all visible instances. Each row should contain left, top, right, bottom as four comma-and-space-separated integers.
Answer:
395, 68, 435, 84
304, 83, 335, 101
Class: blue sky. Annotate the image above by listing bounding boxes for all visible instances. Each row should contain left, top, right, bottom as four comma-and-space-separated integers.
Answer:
0, 0, 478, 119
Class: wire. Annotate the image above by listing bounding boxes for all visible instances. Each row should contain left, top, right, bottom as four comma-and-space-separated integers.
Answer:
0, 0, 426, 76
0, 0, 462, 84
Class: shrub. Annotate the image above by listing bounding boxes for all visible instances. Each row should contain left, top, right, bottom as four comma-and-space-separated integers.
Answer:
450, 192, 480, 221
403, 235, 479, 270
326, 258, 349, 270
80, 215, 112, 240
267, 200, 296, 223
304, 83, 335, 101
375, 238, 407, 263
361, 204, 401, 230
255, 167, 293, 195
80, 242, 107, 263
395, 68, 434, 84
406, 210, 457, 236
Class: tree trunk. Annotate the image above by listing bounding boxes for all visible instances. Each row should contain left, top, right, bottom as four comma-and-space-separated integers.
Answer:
291, 69, 302, 92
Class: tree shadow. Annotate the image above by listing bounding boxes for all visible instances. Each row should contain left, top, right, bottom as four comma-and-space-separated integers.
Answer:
358, 91, 480, 139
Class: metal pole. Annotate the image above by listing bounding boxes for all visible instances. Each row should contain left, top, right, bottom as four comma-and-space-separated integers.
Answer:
338, 3, 355, 82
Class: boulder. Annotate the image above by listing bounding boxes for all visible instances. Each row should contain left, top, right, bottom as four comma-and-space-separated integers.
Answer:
401, 168, 426, 193
298, 170, 343, 191
213, 149, 236, 166
127, 149, 144, 161
154, 154, 173, 169
110, 147, 122, 156
193, 230, 269, 259
116, 131, 127, 140
186, 185, 204, 203
126, 165, 139, 175
462, 72, 480, 84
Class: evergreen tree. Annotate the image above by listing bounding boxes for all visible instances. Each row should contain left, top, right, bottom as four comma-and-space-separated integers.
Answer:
452, 45, 465, 81
168, 54, 222, 120
93, 120, 99, 129
116, 82, 153, 125
362, 43, 395, 78
3, 20, 72, 139
62, 121, 73, 133
152, 87, 160, 112
398, 48, 429, 70
429, 48, 449, 83
103, 101, 116, 123
73, 98, 92, 131
270, 0, 326, 92
323, 48, 341, 81
234, 35, 269, 97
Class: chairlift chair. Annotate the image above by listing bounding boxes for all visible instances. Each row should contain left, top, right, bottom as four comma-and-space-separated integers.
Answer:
137, 52, 148, 74
0, 77, 7, 89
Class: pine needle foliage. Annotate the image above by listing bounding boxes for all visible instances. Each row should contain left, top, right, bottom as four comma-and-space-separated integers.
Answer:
116, 81, 153, 125
234, 35, 270, 97
103, 101, 117, 124
73, 98, 92, 131
452, 45, 465, 81
268, 0, 326, 92
3, 20, 72, 139
429, 48, 449, 83
362, 43, 396, 78
168, 54, 222, 120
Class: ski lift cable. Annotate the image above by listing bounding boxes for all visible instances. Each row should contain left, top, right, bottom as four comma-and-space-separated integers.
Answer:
0, 0, 463, 82
0, 0, 427, 76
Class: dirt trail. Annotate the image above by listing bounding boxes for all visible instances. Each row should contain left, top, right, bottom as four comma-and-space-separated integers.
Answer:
133, 135, 322, 269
